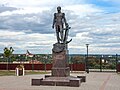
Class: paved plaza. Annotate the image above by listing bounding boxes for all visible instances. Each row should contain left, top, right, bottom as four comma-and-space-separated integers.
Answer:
0, 72, 120, 90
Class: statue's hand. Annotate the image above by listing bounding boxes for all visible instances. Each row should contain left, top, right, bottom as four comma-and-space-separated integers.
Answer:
65, 23, 68, 27
52, 25, 54, 29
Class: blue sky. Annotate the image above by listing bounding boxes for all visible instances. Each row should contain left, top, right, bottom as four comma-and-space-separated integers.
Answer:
0, 0, 120, 54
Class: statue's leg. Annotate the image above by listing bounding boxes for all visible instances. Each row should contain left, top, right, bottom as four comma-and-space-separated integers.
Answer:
60, 25, 64, 43
56, 30, 60, 43
56, 26, 60, 43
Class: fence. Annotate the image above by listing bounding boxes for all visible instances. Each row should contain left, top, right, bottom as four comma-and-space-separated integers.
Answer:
0, 63, 85, 71
1, 63, 120, 72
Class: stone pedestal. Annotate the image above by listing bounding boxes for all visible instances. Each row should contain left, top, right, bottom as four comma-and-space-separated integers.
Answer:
52, 50, 70, 77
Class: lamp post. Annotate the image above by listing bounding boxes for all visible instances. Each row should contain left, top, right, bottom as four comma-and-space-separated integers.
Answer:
86, 44, 89, 73
100, 55, 103, 72
116, 54, 118, 73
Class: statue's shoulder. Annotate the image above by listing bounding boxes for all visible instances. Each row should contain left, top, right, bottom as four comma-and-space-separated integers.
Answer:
54, 13, 57, 15
54, 13, 65, 17
54, 13, 56, 16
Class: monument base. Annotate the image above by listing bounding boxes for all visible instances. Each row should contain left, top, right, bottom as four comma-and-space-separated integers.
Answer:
32, 76, 83, 87
31, 43, 86, 87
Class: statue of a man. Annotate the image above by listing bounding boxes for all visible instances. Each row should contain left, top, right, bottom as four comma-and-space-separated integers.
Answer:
52, 6, 67, 43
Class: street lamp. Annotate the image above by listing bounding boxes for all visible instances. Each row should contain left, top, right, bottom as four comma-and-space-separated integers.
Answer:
86, 44, 89, 73
116, 54, 118, 73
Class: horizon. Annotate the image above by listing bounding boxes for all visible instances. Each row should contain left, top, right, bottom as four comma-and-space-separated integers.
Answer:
0, 52, 119, 56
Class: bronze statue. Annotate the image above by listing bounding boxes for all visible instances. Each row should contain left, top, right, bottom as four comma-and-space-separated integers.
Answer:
52, 6, 68, 43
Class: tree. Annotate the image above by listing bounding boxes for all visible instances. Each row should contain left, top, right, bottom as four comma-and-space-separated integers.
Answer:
88, 56, 100, 69
4, 47, 14, 70
72, 56, 84, 64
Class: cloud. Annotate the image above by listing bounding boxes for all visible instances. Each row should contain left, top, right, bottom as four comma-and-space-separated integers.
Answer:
0, 30, 56, 53
0, 3, 103, 34
0, 4, 18, 13
64, 4, 103, 16
0, 0, 120, 54
0, 0, 86, 8
0, 10, 54, 34
67, 12, 120, 54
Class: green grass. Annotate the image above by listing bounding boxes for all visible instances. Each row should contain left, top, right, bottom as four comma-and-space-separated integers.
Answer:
0, 71, 15, 76
25, 71, 49, 75
0, 70, 49, 76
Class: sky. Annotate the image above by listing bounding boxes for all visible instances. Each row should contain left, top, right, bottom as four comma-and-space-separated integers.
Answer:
0, 0, 120, 54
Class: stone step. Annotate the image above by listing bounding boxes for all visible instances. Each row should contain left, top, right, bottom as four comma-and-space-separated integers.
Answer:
32, 76, 82, 87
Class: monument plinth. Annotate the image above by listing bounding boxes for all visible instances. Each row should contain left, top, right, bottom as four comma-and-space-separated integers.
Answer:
52, 48, 70, 77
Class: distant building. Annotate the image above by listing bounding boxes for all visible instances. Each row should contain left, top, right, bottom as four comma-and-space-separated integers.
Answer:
26, 50, 34, 57
13, 61, 29, 64
29, 60, 42, 64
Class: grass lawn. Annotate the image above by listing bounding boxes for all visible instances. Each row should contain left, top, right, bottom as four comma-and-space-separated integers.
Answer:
0, 71, 15, 76
0, 70, 50, 76
25, 70, 50, 75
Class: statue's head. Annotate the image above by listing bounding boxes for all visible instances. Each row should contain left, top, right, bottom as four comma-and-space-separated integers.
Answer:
57, 6, 61, 12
